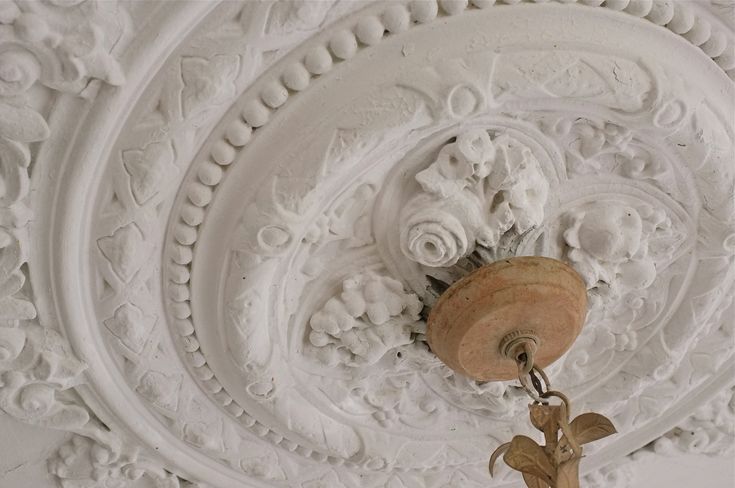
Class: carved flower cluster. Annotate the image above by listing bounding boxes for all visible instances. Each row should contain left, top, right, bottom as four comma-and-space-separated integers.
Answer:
401, 129, 549, 268
49, 435, 185, 488
309, 273, 423, 367
563, 203, 666, 297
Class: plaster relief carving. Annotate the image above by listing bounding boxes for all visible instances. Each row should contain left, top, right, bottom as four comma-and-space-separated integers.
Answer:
97, 224, 147, 283
122, 142, 176, 206
308, 272, 423, 367
0, 0, 126, 95
49, 434, 193, 488
400, 129, 549, 268
5, 0, 734, 487
104, 303, 155, 355
646, 384, 735, 457
0, 325, 87, 429
563, 203, 665, 299
491, 51, 654, 112
180, 54, 240, 120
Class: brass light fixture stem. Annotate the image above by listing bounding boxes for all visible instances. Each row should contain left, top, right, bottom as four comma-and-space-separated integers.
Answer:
489, 330, 617, 488
424, 257, 616, 486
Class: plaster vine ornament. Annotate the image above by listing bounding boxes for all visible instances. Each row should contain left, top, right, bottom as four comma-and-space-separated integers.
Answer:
1, 0, 734, 487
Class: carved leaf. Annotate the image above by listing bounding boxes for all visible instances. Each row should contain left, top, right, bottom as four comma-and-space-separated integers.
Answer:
180, 54, 240, 119
31, 397, 90, 431
504, 435, 555, 484
555, 457, 581, 488
0, 138, 30, 206
104, 303, 155, 354
0, 102, 50, 142
488, 442, 510, 476
523, 473, 551, 488
97, 223, 146, 283
0, 295, 36, 320
276, 392, 362, 460
568, 412, 617, 445
122, 141, 175, 205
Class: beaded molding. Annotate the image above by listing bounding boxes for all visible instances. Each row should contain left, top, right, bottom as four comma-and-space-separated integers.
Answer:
162, 0, 735, 469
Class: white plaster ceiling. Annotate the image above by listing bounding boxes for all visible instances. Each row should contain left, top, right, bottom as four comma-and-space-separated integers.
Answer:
0, 0, 734, 487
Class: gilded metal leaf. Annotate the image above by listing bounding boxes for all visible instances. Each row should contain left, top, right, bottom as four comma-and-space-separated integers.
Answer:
504, 435, 555, 484
555, 457, 581, 488
488, 442, 510, 477
488, 365, 616, 487
529, 403, 563, 451
567, 412, 617, 445
529, 404, 563, 432
522, 472, 551, 488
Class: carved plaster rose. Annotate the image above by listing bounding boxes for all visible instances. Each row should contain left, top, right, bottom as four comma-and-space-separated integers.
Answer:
2, 0, 734, 487
400, 201, 472, 268
400, 129, 549, 267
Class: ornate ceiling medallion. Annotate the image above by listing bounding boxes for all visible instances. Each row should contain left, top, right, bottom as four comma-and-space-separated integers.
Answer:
3, 0, 734, 487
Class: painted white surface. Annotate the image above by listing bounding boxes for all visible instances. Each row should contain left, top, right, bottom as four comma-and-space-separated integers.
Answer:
635, 454, 735, 488
1, 0, 733, 486
0, 415, 70, 488
1, 412, 733, 488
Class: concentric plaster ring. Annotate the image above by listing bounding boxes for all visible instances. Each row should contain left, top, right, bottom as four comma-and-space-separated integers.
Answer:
22, 1, 733, 487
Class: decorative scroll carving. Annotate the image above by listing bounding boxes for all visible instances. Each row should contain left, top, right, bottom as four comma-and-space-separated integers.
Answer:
400, 129, 549, 268
0, 2, 195, 488
0, 0, 132, 469
49, 435, 184, 488
0, 0, 125, 95
0, 325, 87, 430
645, 385, 735, 457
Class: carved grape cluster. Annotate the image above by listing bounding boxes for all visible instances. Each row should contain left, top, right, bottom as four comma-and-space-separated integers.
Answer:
308, 272, 423, 367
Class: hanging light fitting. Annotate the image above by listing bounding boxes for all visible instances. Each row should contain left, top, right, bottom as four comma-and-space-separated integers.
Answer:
426, 256, 617, 488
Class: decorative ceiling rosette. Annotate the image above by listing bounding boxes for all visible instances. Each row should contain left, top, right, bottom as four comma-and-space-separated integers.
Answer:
2, 0, 733, 487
